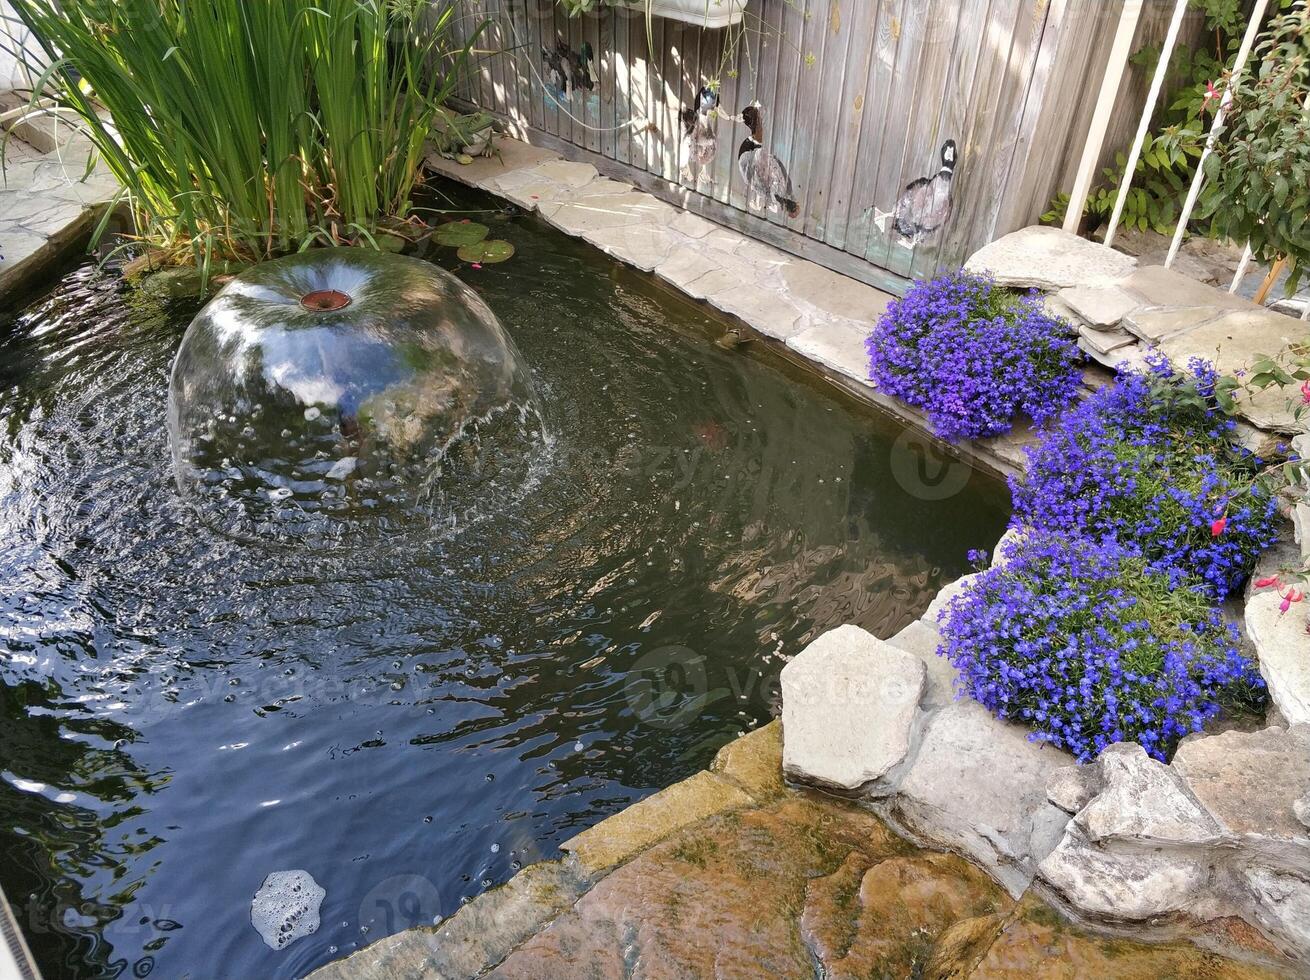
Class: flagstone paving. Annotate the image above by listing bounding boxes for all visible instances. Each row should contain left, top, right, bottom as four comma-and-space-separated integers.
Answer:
0, 123, 117, 301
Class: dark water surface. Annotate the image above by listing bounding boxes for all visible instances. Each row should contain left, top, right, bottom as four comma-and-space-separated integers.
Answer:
0, 188, 1008, 979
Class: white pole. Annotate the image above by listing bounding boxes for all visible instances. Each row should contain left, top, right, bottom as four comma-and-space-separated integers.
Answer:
1064, 0, 1144, 234
1104, 0, 1188, 249
1166, 0, 1271, 266
1230, 243, 1254, 293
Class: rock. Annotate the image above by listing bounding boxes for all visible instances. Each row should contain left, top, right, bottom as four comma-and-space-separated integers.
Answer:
582, 223, 677, 272
1046, 764, 1098, 814
1296, 795, 1310, 831
924, 571, 985, 624
780, 625, 925, 792
139, 266, 207, 300
967, 893, 1286, 979
1078, 334, 1152, 371
529, 159, 599, 188
561, 770, 752, 874
1172, 727, 1310, 864
964, 226, 1137, 291
1042, 293, 1083, 331
1242, 866, 1310, 955
894, 701, 1072, 896
486, 795, 1006, 980
423, 140, 560, 190
786, 321, 873, 385
710, 720, 785, 801
669, 210, 716, 238
709, 284, 806, 341
1038, 827, 1211, 920
782, 260, 893, 322
1121, 305, 1220, 342
992, 525, 1027, 567
1246, 546, 1310, 726
1121, 265, 1254, 312
1077, 324, 1136, 356
885, 620, 958, 708
1075, 744, 1221, 845
306, 861, 588, 980
1058, 284, 1141, 329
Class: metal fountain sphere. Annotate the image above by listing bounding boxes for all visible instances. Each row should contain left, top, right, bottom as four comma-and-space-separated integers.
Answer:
167, 249, 541, 543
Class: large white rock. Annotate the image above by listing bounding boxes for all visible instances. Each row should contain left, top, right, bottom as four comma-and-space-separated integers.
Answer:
894, 700, 1071, 895
1246, 549, 1310, 726
1039, 828, 1211, 920
964, 226, 1137, 291
1074, 743, 1221, 846
1173, 726, 1310, 869
1242, 866, 1310, 954
780, 624, 925, 792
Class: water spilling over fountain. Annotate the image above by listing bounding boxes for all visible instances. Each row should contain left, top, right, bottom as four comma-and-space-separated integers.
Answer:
167, 249, 543, 543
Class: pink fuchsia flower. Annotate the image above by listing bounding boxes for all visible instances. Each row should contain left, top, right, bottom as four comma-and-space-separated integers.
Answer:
1210, 516, 1228, 536
471, 263, 483, 270
1204, 80, 1219, 102
1300, 379, 1310, 404
1255, 576, 1281, 589
1280, 587, 1304, 614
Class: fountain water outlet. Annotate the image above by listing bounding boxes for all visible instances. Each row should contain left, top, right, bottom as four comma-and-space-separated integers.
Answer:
167, 249, 542, 543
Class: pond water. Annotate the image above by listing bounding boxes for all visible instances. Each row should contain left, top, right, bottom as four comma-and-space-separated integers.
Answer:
0, 186, 1008, 979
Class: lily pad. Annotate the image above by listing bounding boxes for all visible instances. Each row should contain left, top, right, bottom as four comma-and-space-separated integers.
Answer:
457, 240, 515, 264
433, 221, 489, 247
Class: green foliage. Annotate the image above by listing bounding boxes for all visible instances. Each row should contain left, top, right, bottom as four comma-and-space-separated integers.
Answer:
1198, 4, 1310, 291
433, 221, 490, 247
457, 240, 515, 264
7, 0, 477, 272
1044, 0, 1301, 239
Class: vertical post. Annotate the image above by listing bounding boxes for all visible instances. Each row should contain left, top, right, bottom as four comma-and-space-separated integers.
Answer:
1063, 0, 1144, 234
1166, 0, 1270, 266
1104, 0, 1188, 248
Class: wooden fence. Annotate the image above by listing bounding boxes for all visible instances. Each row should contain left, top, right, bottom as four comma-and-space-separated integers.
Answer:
443, 0, 1182, 294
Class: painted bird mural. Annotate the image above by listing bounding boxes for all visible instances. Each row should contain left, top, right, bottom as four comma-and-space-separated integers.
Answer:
871, 139, 957, 246
542, 40, 595, 102
679, 86, 720, 186
737, 103, 799, 219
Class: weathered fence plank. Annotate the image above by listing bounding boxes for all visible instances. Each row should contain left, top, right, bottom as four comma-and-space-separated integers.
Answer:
445, 0, 1171, 294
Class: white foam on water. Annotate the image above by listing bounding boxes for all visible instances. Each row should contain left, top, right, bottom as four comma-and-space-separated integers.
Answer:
251, 869, 326, 951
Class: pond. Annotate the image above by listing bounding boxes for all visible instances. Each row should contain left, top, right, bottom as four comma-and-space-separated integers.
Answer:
0, 184, 1008, 979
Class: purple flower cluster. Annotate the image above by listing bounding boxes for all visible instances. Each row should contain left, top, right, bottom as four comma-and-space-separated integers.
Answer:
867, 271, 1082, 441
1010, 353, 1279, 599
937, 533, 1263, 762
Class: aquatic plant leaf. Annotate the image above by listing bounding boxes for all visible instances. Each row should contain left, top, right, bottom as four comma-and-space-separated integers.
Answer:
434, 222, 489, 247
457, 240, 515, 264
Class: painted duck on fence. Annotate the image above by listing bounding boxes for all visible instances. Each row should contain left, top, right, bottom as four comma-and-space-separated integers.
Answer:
680, 86, 720, 186
542, 40, 595, 102
870, 140, 957, 246
737, 103, 800, 219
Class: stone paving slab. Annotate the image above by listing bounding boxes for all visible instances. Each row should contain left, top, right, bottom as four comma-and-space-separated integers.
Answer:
0, 130, 118, 302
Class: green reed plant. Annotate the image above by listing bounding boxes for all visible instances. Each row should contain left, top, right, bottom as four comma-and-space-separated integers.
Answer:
8, 0, 477, 274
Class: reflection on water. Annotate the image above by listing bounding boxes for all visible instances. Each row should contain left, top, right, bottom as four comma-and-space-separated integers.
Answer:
0, 190, 1008, 979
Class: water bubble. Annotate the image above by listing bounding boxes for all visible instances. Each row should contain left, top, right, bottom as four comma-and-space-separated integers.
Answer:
250, 870, 325, 951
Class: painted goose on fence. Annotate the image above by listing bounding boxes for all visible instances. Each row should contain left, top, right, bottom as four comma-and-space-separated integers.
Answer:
680, 85, 719, 184
874, 139, 957, 245
737, 103, 799, 219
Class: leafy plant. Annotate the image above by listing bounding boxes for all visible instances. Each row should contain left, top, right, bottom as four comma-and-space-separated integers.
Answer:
1198, 3, 1310, 292
866, 271, 1082, 442
6, 0, 478, 275
1043, 0, 1301, 239
1011, 354, 1279, 599
938, 533, 1264, 762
